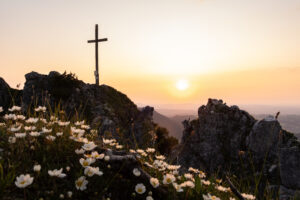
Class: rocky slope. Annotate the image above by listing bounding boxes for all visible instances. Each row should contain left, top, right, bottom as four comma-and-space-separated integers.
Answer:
177, 99, 300, 199
1, 71, 157, 148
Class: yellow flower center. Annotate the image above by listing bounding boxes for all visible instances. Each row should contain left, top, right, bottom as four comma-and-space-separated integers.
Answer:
167, 178, 171, 183
76, 180, 83, 187
137, 188, 142, 193
20, 180, 26, 185
83, 161, 89, 166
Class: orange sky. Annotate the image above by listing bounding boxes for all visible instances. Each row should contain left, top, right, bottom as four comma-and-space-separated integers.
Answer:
0, 0, 299, 110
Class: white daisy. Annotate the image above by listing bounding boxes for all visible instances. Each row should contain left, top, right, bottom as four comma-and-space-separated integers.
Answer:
15, 174, 34, 188
82, 141, 97, 151
74, 120, 85, 126
133, 168, 141, 176
146, 148, 155, 153
75, 148, 85, 154
201, 180, 211, 185
8, 136, 16, 143
203, 193, 220, 200
67, 191, 72, 198
25, 126, 36, 131
9, 106, 21, 112
75, 176, 88, 191
173, 183, 183, 192
33, 164, 41, 172
42, 127, 52, 133
79, 158, 95, 168
10, 126, 22, 132
46, 135, 56, 141
135, 183, 146, 194
180, 181, 195, 188
16, 115, 26, 120
56, 132, 63, 137
149, 177, 159, 188
155, 155, 165, 160
241, 193, 256, 200
104, 155, 110, 161
4, 114, 17, 120
84, 166, 103, 177
146, 196, 154, 200
215, 185, 230, 192
163, 174, 175, 185
29, 131, 40, 137
48, 168, 66, 178
35, 106, 46, 112
81, 124, 90, 130
184, 173, 193, 180
26, 118, 39, 124
91, 151, 105, 159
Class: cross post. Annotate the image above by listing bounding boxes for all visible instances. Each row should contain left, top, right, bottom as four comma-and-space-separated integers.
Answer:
87, 24, 107, 85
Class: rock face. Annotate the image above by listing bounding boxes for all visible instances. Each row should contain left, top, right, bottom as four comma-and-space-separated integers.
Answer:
247, 116, 281, 162
2, 71, 156, 147
178, 99, 300, 199
280, 147, 300, 189
179, 99, 255, 172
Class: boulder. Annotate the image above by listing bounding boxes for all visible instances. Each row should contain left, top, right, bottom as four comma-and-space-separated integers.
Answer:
178, 98, 255, 172
247, 116, 281, 158
280, 146, 300, 189
178, 99, 300, 198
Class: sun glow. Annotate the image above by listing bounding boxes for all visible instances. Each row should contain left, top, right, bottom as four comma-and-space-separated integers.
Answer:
176, 79, 189, 91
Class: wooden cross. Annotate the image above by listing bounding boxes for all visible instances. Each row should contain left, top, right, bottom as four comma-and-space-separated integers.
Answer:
87, 24, 108, 85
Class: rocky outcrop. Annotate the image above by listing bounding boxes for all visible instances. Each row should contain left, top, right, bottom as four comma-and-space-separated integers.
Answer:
1, 71, 156, 148
246, 116, 281, 162
178, 99, 300, 199
178, 99, 255, 172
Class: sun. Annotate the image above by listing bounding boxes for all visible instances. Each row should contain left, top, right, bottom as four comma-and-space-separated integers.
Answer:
176, 79, 189, 91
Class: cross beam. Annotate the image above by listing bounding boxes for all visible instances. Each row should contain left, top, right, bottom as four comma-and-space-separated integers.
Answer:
87, 24, 107, 85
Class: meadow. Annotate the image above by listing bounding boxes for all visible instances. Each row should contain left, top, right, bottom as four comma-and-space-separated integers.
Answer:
0, 105, 256, 200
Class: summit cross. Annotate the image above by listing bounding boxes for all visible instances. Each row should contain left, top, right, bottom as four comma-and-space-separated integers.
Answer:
87, 24, 108, 85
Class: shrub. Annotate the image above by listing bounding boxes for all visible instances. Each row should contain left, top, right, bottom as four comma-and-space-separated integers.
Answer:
48, 72, 81, 100
155, 126, 179, 156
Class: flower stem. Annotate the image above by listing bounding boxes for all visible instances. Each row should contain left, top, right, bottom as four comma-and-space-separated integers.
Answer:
23, 189, 27, 200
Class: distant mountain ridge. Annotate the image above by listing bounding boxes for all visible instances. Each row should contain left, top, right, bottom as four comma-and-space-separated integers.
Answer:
152, 110, 183, 140
153, 109, 300, 141
152, 112, 197, 141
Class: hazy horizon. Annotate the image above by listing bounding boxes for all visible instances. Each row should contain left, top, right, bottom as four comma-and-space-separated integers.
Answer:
142, 102, 300, 117
2, 70, 300, 117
